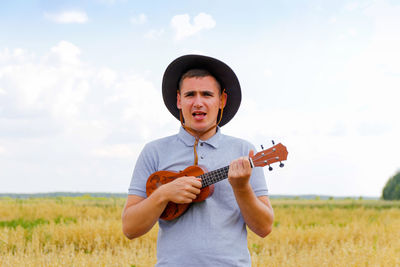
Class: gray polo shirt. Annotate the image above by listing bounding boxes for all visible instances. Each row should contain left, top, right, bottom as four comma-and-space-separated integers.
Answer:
129, 127, 268, 266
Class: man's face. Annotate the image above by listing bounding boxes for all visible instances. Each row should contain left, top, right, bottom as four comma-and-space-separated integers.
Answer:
177, 76, 227, 137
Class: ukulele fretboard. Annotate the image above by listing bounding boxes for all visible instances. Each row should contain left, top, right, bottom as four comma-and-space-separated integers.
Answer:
199, 166, 230, 188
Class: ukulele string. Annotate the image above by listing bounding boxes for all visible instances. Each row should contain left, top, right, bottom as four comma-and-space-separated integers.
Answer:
251, 150, 276, 163
198, 151, 277, 188
198, 166, 229, 188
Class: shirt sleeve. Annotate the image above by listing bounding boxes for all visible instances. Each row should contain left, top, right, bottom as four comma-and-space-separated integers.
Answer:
128, 143, 159, 197
247, 143, 269, 197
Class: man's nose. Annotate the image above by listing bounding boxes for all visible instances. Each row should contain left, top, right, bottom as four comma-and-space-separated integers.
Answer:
193, 95, 203, 107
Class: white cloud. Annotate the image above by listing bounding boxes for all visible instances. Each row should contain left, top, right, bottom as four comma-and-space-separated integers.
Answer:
48, 40, 82, 65
263, 69, 273, 77
170, 12, 216, 41
347, 28, 357, 37
92, 144, 135, 158
345, 2, 359, 11
130, 13, 147, 24
329, 16, 337, 24
0, 41, 170, 134
144, 29, 165, 40
96, 67, 117, 87
0, 41, 177, 192
44, 11, 89, 24
0, 48, 35, 63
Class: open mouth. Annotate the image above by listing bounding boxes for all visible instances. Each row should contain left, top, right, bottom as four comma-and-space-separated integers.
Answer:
192, 111, 207, 120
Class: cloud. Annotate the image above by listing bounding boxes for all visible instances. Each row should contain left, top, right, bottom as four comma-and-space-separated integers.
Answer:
329, 16, 337, 24
130, 13, 147, 25
0, 40, 171, 142
263, 69, 273, 77
44, 11, 89, 24
91, 144, 136, 158
344, 2, 359, 11
170, 13, 216, 41
0, 41, 177, 192
48, 40, 82, 65
144, 29, 165, 40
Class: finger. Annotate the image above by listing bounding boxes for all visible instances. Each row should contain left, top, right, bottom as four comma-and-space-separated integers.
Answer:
243, 156, 251, 169
187, 186, 201, 195
231, 159, 238, 171
185, 192, 197, 200
179, 197, 193, 204
182, 176, 202, 188
249, 149, 254, 158
241, 157, 248, 168
190, 179, 202, 188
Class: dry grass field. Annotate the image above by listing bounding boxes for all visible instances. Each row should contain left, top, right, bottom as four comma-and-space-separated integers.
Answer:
1, 196, 399, 267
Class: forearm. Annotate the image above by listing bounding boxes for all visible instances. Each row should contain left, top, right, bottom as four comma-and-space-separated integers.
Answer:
122, 176, 201, 239
122, 191, 168, 239
233, 184, 274, 237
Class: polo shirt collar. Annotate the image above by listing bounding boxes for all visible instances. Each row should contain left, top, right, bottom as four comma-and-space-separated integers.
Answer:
178, 126, 221, 149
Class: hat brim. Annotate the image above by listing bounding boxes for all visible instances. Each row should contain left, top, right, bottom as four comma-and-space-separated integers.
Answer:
162, 54, 241, 127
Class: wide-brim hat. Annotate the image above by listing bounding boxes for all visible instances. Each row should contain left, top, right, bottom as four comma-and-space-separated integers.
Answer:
162, 54, 241, 127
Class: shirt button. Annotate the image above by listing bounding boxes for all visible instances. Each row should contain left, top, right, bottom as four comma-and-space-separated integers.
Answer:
200, 156, 204, 159
200, 143, 204, 146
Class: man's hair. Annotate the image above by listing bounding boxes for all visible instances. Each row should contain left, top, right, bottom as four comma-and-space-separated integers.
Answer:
178, 69, 222, 93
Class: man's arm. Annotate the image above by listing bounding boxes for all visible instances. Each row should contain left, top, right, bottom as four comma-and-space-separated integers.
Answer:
228, 150, 274, 237
122, 177, 202, 239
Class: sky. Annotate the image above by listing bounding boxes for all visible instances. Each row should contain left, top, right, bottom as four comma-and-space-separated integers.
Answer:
1, 0, 400, 197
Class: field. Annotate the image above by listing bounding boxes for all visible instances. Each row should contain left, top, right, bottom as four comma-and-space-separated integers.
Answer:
1, 196, 400, 267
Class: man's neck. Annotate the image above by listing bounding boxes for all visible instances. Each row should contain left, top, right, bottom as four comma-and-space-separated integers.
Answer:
183, 125, 218, 141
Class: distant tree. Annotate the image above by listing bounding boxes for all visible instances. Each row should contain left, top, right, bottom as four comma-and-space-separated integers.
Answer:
382, 171, 400, 200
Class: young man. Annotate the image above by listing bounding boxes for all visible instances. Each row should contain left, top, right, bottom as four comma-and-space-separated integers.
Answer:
122, 55, 274, 266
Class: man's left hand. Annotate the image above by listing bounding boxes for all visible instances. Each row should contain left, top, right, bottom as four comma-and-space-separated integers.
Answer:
228, 150, 254, 190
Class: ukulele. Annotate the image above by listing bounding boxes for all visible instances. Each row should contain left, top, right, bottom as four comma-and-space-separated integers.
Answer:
146, 143, 288, 221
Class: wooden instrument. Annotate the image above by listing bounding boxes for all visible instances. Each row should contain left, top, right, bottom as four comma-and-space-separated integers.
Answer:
146, 143, 288, 221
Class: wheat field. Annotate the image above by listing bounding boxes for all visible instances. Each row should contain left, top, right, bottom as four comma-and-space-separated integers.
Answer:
1, 196, 399, 267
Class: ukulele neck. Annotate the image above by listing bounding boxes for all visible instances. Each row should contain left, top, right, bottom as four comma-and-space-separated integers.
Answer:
199, 166, 230, 188
197, 142, 288, 188
199, 159, 254, 188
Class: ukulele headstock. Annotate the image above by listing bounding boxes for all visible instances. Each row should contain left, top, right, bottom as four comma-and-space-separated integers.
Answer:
250, 143, 288, 169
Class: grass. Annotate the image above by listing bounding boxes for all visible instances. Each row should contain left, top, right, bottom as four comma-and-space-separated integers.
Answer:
0, 197, 399, 266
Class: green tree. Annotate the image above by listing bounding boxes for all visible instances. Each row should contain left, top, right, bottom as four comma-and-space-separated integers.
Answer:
382, 171, 400, 200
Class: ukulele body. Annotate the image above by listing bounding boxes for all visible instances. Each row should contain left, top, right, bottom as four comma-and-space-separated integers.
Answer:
146, 165, 215, 221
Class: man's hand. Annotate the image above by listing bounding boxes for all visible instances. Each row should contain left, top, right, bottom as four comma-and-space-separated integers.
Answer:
122, 176, 201, 239
227, 150, 274, 237
228, 150, 254, 190
159, 176, 202, 204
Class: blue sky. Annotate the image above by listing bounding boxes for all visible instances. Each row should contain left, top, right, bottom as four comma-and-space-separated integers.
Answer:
1, 0, 400, 196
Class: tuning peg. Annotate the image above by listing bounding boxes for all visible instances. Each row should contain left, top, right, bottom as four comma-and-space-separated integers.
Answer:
268, 165, 273, 171
272, 140, 275, 145
261, 145, 264, 150
279, 162, 284, 168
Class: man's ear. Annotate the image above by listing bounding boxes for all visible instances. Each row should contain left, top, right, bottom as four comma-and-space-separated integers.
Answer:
176, 90, 181, 109
220, 90, 227, 109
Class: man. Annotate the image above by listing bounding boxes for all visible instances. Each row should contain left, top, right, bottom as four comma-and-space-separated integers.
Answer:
122, 55, 274, 266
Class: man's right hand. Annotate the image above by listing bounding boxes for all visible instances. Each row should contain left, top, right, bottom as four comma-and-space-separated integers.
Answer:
122, 176, 201, 239
159, 176, 202, 204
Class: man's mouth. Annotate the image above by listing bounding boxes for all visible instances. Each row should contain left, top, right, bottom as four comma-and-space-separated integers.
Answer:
192, 112, 207, 120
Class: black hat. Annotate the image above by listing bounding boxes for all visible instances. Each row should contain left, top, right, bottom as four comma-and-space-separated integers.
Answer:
162, 54, 241, 127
